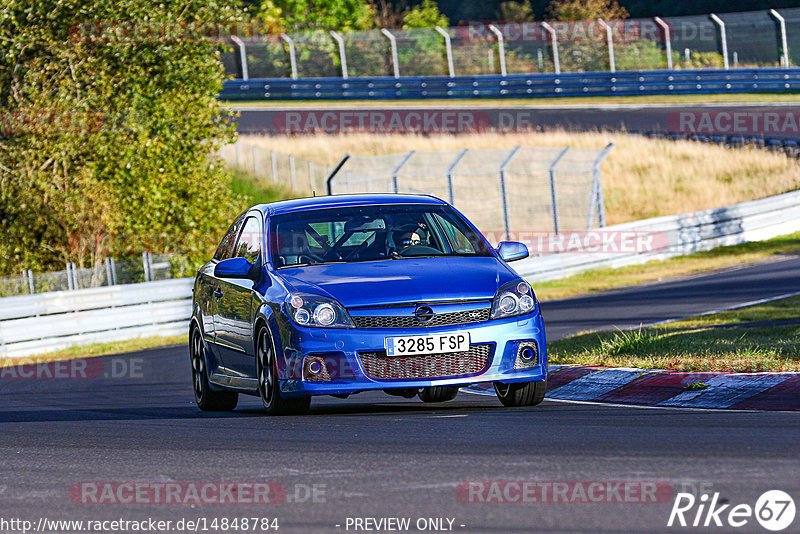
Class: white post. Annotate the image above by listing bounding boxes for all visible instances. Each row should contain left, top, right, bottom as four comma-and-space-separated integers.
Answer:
230, 35, 249, 80
252, 145, 259, 175
598, 19, 615, 72
280, 33, 298, 79
329, 30, 348, 79
541, 22, 560, 74
381, 28, 400, 78
488, 24, 507, 76
271, 150, 278, 183
308, 160, 315, 192
435, 26, 455, 77
654, 17, 673, 69
709, 14, 729, 69
770, 9, 790, 68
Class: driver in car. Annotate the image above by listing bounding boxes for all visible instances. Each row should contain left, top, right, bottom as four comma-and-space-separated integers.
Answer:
391, 225, 428, 257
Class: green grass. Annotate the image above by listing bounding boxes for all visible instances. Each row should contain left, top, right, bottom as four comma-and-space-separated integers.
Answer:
548, 297, 800, 372
222, 92, 800, 108
1, 335, 187, 368
533, 232, 800, 301
230, 166, 300, 206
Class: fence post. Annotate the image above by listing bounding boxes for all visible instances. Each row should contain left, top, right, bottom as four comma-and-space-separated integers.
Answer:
230, 35, 249, 80
498, 146, 521, 240
445, 149, 468, 206
541, 22, 560, 74
66, 262, 76, 291
252, 145, 259, 175
271, 150, 278, 183
143, 252, 152, 283
709, 14, 729, 69
289, 155, 296, 189
597, 19, 615, 72
280, 33, 298, 79
587, 143, 614, 230
434, 26, 455, 77
105, 257, 116, 286
654, 17, 673, 69
235, 142, 242, 167
488, 25, 507, 76
391, 151, 415, 193
770, 9, 790, 68
381, 29, 400, 78
548, 147, 570, 235
329, 31, 348, 79
325, 154, 351, 195
308, 160, 315, 193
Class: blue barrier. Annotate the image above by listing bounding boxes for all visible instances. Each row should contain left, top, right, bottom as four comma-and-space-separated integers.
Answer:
220, 68, 800, 101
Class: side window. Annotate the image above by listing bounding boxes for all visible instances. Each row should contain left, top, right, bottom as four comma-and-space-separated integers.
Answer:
433, 213, 477, 254
234, 216, 262, 264
214, 215, 245, 261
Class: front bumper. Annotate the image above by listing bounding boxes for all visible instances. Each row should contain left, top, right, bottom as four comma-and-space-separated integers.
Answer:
275, 312, 547, 398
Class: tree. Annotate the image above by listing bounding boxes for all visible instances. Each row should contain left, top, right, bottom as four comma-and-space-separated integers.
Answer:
402, 0, 449, 29
546, 0, 629, 21
0, 0, 243, 274
496, 0, 535, 22
258, 0, 376, 32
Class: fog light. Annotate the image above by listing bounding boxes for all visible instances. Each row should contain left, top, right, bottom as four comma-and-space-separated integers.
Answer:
308, 360, 322, 375
520, 347, 536, 362
514, 341, 539, 369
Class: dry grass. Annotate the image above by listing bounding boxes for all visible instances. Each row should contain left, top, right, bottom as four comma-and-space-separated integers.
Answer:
239, 131, 800, 225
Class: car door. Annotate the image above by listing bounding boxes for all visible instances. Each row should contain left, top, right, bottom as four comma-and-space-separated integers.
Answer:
214, 214, 263, 377
202, 215, 246, 362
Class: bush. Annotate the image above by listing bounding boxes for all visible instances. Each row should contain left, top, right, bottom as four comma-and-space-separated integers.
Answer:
0, 0, 245, 274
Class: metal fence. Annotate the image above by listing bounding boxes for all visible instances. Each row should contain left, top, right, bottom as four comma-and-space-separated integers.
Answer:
327, 145, 613, 238
222, 8, 800, 81
219, 142, 332, 195
0, 253, 175, 298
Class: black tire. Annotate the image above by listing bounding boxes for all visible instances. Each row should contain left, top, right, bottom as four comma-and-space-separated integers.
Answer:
190, 327, 238, 411
418, 386, 460, 403
494, 380, 546, 407
257, 327, 311, 416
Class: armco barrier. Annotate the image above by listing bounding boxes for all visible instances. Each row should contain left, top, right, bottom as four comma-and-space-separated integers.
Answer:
1, 190, 799, 358
515, 189, 800, 282
220, 68, 800, 101
0, 278, 192, 359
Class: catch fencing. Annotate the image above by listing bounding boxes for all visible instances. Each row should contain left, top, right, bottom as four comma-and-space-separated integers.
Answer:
219, 142, 332, 195
0, 253, 175, 298
327, 145, 613, 237
221, 8, 800, 82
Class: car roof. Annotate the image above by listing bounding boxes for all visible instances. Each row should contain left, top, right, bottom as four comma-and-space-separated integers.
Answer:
254, 193, 447, 216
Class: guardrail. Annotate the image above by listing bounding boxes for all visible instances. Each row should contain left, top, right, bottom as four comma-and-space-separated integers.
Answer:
515, 189, 800, 282
2, 190, 798, 358
0, 278, 192, 359
220, 68, 800, 101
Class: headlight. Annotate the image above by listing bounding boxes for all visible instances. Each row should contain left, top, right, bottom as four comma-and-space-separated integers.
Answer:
490, 279, 537, 319
285, 293, 354, 328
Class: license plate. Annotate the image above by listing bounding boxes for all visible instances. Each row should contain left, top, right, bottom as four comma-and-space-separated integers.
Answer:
385, 333, 470, 356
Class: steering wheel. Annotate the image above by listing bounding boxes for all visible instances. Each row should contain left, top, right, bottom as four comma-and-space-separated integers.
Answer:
397, 245, 441, 257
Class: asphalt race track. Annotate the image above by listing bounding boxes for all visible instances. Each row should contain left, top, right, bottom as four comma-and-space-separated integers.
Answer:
2, 257, 800, 533
233, 102, 800, 140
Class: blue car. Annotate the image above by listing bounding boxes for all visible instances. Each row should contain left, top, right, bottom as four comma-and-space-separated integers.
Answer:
190, 194, 547, 415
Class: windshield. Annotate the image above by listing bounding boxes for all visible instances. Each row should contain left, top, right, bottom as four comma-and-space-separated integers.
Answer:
269, 204, 493, 268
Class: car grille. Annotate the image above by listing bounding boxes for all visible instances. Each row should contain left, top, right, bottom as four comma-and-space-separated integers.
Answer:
358, 344, 493, 380
351, 307, 490, 329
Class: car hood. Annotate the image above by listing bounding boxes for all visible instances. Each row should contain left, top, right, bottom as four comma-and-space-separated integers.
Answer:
277, 257, 516, 309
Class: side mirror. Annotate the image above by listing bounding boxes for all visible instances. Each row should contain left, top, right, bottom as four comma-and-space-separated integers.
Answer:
215, 257, 258, 279
496, 241, 529, 262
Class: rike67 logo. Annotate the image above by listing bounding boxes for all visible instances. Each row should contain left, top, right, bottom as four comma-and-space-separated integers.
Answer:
668, 490, 796, 531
